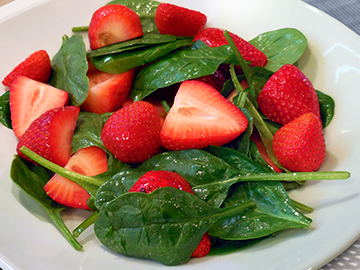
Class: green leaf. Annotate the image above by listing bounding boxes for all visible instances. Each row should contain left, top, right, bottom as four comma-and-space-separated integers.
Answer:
50, 35, 89, 106
249, 28, 308, 72
91, 38, 193, 74
0, 90, 12, 129
94, 187, 254, 265
316, 90, 335, 128
10, 156, 82, 250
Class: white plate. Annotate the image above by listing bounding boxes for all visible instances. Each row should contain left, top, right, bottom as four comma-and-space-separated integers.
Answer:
1, 0, 360, 269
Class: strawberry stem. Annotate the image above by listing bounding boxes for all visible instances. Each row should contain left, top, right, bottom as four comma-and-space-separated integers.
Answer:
20, 146, 106, 199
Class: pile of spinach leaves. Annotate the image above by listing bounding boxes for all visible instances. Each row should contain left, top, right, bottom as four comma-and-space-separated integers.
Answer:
0, 0, 349, 266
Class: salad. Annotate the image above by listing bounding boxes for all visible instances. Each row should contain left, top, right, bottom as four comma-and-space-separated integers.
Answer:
0, 0, 351, 267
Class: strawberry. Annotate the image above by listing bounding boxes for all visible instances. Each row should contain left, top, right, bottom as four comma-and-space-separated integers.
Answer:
17, 106, 80, 167
101, 101, 162, 163
129, 170, 210, 257
128, 170, 194, 194
10, 76, 69, 138
44, 146, 108, 210
160, 80, 248, 151
88, 4, 143, 50
81, 69, 135, 114
272, 112, 326, 172
257, 64, 320, 126
191, 232, 211, 258
193, 28, 267, 67
195, 66, 227, 92
155, 3, 207, 37
2, 50, 51, 87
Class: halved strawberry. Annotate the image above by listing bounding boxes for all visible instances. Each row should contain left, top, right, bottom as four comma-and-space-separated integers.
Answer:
160, 80, 248, 151
44, 146, 108, 210
17, 106, 80, 167
194, 28, 268, 67
2, 50, 51, 87
155, 3, 207, 37
81, 69, 135, 114
88, 4, 143, 50
10, 76, 69, 138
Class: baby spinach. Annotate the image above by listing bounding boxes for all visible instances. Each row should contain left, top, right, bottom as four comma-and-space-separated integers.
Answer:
10, 156, 82, 250
317, 90, 335, 128
94, 187, 254, 265
249, 28, 308, 72
50, 35, 89, 106
90, 38, 193, 74
131, 41, 238, 101
0, 90, 11, 129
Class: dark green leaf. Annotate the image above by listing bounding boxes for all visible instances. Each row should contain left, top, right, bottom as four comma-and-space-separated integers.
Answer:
0, 90, 12, 129
249, 28, 307, 72
209, 237, 266, 255
316, 90, 335, 128
50, 35, 89, 106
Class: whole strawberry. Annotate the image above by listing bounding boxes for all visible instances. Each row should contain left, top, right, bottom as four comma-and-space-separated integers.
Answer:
257, 64, 320, 126
272, 112, 326, 172
193, 28, 267, 67
101, 101, 162, 163
2, 50, 51, 87
155, 3, 207, 37
17, 106, 80, 167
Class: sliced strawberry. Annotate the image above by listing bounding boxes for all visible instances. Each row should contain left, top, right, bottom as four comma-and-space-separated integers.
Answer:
2, 50, 51, 87
81, 69, 135, 114
257, 64, 320, 126
44, 146, 108, 209
17, 106, 80, 167
101, 101, 162, 163
272, 112, 326, 172
88, 4, 143, 50
191, 232, 211, 258
160, 80, 248, 151
194, 28, 267, 67
10, 76, 69, 138
155, 3, 207, 37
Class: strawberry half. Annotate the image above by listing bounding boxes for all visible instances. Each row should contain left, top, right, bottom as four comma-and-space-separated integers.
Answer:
81, 69, 135, 114
160, 80, 248, 151
101, 101, 162, 163
257, 64, 320, 126
272, 112, 326, 172
17, 106, 80, 167
44, 146, 108, 210
2, 50, 51, 87
155, 3, 207, 37
194, 28, 267, 67
10, 76, 69, 138
88, 4, 143, 50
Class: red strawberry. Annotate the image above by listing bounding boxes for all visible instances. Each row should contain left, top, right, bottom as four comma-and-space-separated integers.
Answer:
81, 69, 135, 114
193, 28, 267, 67
129, 170, 193, 194
101, 101, 162, 163
10, 76, 69, 138
44, 146, 108, 210
191, 232, 211, 258
129, 170, 210, 257
155, 3, 207, 37
272, 112, 326, 172
160, 80, 248, 151
195, 66, 227, 92
2, 50, 51, 87
88, 4, 143, 50
17, 106, 80, 167
257, 64, 320, 126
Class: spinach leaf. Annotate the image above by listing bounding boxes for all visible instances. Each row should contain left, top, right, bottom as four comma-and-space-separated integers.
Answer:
131, 41, 238, 101
0, 90, 11, 129
317, 90, 335, 128
91, 38, 193, 74
106, 0, 160, 34
10, 156, 82, 250
71, 112, 108, 153
94, 187, 254, 265
209, 237, 266, 255
50, 35, 89, 106
249, 28, 308, 72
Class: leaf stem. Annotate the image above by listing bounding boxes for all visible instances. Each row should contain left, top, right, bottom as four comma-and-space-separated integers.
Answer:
73, 211, 99, 238
72, 26, 89, 32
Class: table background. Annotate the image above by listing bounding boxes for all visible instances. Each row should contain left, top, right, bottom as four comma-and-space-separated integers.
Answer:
0, 0, 359, 269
